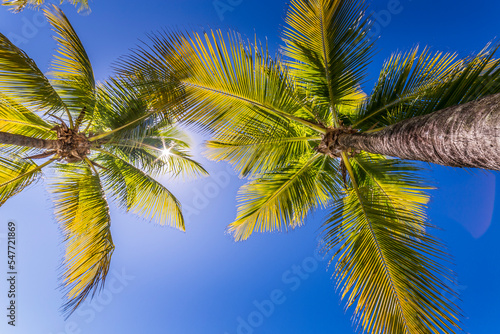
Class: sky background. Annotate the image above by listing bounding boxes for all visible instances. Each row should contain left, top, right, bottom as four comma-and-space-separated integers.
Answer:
0, 0, 499, 333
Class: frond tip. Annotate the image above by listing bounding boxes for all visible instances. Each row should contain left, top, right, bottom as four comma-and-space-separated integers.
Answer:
2, 0, 90, 13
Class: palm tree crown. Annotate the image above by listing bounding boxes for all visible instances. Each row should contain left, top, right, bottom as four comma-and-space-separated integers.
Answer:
116, 0, 500, 333
0, 5, 206, 315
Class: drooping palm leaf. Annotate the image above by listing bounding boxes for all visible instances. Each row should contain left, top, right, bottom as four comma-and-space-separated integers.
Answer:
321, 153, 461, 333
0, 149, 52, 206
229, 153, 342, 240
97, 153, 185, 230
51, 163, 114, 315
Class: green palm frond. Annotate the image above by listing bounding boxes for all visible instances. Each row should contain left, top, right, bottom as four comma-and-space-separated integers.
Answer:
64, 0, 90, 13
2, 0, 43, 12
0, 32, 64, 112
107, 133, 207, 178
89, 77, 184, 142
321, 153, 461, 333
206, 117, 317, 177
51, 163, 114, 316
0, 94, 55, 139
94, 86, 163, 140
229, 153, 341, 240
282, 0, 373, 126
156, 134, 208, 178
2, 0, 90, 12
116, 29, 326, 135
0, 150, 52, 206
97, 153, 185, 230
45, 5, 95, 125
353, 44, 500, 130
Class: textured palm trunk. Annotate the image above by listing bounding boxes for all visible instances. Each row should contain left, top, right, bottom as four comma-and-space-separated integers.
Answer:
338, 93, 500, 170
0, 132, 59, 150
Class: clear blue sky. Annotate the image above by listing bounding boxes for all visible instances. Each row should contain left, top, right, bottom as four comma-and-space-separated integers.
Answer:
0, 1, 499, 333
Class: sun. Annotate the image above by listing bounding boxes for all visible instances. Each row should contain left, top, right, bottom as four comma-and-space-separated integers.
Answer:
161, 147, 172, 157
159, 137, 175, 159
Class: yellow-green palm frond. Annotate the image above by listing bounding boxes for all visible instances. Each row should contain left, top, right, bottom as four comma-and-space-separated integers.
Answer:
2, 0, 43, 12
116, 29, 326, 135
90, 77, 182, 141
206, 116, 318, 177
321, 153, 462, 334
51, 163, 114, 316
152, 127, 208, 178
64, 0, 90, 13
0, 148, 52, 206
0, 94, 56, 139
2, 0, 90, 13
45, 5, 95, 123
106, 128, 208, 179
282, 0, 373, 126
353, 44, 500, 130
229, 153, 342, 241
97, 153, 185, 230
0, 32, 64, 112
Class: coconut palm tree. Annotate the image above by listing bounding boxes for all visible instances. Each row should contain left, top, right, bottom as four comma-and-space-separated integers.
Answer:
0, 5, 206, 315
2, 0, 89, 12
116, 0, 500, 333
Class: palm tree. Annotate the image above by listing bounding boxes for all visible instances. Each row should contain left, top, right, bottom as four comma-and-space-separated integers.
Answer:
116, 0, 500, 333
2, 0, 89, 12
0, 5, 206, 315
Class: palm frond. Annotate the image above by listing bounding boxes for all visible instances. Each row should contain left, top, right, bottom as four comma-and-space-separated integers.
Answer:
2, 0, 43, 12
321, 153, 462, 334
157, 137, 208, 178
51, 163, 114, 316
206, 117, 317, 177
0, 150, 51, 206
106, 133, 207, 178
282, 0, 373, 126
0, 94, 56, 139
97, 153, 185, 230
116, 29, 326, 134
2, 0, 90, 12
0, 32, 64, 113
229, 153, 341, 240
64, 0, 90, 13
90, 77, 179, 141
45, 5, 95, 125
354, 44, 500, 130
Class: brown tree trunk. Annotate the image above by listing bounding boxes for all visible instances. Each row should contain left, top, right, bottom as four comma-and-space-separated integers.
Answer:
338, 93, 500, 170
0, 132, 59, 150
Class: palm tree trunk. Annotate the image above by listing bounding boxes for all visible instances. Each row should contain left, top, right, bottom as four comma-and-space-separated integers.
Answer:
0, 132, 59, 150
338, 93, 500, 170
